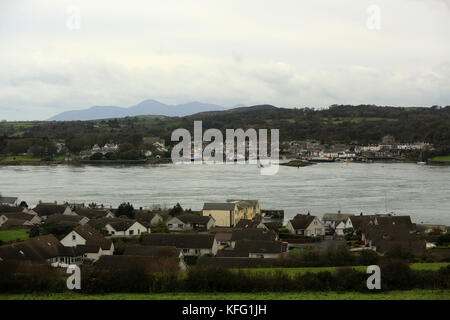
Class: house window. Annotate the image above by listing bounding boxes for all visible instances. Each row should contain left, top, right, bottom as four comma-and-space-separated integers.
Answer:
183, 249, 189, 253
138, 229, 141, 234
256, 254, 264, 258
129, 230, 134, 235
72, 235, 76, 241
178, 224, 183, 228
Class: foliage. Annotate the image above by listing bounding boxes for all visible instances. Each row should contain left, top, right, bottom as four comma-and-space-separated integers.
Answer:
116, 202, 134, 219
151, 221, 169, 233
169, 203, 183, 216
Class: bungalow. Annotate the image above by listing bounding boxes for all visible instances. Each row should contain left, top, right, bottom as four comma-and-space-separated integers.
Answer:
235, 219, 268, 230
33, 202, 75, 219
123, 245, 187, 270
75, 208, 115, 219
105, 219, 149, 237
0, 234, 83, 266
202, 202, 239, 227
142, 234, 218, 256
361, 224, 426, 255
219, 240, 288, 259
0, 212, 41, 228
134, 210, 164, 226
44, 214, 89, 226
0, 196, 19, 207
230, 228, 278, 248
60, 224, 114, 262
167, 214, 215, 231
0, 205, 26, 214
322, 212, 354, 229
287, 214, 325, 236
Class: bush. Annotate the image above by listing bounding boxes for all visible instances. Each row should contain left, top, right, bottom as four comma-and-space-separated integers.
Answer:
358, 250, 380, 265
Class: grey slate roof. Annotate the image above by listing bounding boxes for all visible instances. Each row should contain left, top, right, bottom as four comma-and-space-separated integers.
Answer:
0, 197, 18, 205
142, 234, 216, 249
33, 203, 69, 216
123, 245, 180, 258
231, 228, 277, 242
0, 205, 25, 213
73, 224, 112, 251
203, 203, 236, 211
288, 214, 315, 230
176, 214, 212, 224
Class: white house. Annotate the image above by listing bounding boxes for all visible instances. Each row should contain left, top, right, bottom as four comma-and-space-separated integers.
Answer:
142, 234, 218, 256
167, 214, 215, 231
105, 220, 149, 237
286, 214, 326, 236
60, 224, 114, 261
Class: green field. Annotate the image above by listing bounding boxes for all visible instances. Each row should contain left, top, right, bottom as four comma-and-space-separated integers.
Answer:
0, 155, 65, 164
0, 229, 30, 242
239, 262, 450, 277
1, 290, 449, 300
430, 155, 450, 162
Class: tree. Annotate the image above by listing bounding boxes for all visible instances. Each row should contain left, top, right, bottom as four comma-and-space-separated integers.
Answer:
116, 202, 134, 219
90, 152, 104, 160
151, 220, 169, 233
169, 203, 183, 216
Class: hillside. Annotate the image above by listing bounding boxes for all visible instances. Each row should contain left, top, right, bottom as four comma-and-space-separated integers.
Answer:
1, 105, 450, 156
47, 99, 230, 121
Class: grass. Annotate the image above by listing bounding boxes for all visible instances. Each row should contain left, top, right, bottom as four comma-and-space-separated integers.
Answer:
1, 290, 449, 300
0, 155, 66, 164
0, 229, 29, 242
1, 155, 42, 163
430, 155, 450, 162
238, 262, 450, 277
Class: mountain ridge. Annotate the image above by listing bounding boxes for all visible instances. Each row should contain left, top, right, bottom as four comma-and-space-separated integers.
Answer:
47, 99, 234, 121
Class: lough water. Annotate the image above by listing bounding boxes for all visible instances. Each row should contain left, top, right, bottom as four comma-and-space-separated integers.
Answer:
0, 163, 449, 225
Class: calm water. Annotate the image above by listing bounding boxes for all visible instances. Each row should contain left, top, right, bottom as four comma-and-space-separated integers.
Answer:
0, 163, 449, 225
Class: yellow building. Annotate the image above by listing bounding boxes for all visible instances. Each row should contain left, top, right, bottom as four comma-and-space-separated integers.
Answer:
226, 200, 261, 221
202, 200, 261, 227
202, 203, 239, 227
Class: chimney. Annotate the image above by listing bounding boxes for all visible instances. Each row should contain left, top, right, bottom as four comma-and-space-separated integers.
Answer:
39, 200, 42, 204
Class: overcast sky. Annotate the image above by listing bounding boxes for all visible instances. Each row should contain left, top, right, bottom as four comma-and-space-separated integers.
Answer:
0, 0, 449, 120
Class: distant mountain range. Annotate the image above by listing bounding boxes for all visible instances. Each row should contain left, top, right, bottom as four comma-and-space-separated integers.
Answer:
47, 99, 239, 121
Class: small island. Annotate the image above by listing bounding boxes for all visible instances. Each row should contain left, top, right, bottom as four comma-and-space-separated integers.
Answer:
280, 160, 316, 168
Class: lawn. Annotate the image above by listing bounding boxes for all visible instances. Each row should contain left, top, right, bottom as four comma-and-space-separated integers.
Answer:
0, 155, 66, 164
1, 155, 42, 163
238, 262, 450, 277
1, 290, 449, 300
430, 155, 450, 162
0, 229, 30, 242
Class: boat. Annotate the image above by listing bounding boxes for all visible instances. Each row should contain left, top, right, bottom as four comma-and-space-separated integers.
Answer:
417, 151, 426, 165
